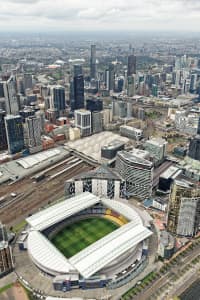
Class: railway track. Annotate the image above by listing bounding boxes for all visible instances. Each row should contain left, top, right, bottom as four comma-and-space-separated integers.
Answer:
0, 162, 92, 225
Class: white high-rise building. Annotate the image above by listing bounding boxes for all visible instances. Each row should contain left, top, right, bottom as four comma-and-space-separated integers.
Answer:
3, 76, 19, 115
116, 149, 153, 199
25, 116, 42, 153
74, 109, 91, 137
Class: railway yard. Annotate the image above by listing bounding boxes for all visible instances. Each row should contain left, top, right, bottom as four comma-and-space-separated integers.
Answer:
0, 155, 94, 226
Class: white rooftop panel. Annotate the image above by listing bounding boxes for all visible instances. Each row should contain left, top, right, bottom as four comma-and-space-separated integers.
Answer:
69, 221, 152, 278
17, 149, 61, 169
26, 192, 100, 231
27, 231, 74, 275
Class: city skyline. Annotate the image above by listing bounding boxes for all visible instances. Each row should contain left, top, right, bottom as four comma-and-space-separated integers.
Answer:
0, 0, 200, 32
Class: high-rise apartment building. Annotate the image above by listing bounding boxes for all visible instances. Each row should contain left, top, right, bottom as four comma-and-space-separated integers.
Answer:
4, 115, 24, 154
92, 111, 103, 134
25, 116, 42, 153
127, 75, 136, 97
74, 109, 91, 137
0, 109, 7, 151
167, 180, 200, 237
50, 86, 66, 116
3, 76, 19, 115
116, 149, 153, 199
23, 73, 33, 91
188, 135, 200, 161
145, 138, 168, 166
90, 45, 96, 79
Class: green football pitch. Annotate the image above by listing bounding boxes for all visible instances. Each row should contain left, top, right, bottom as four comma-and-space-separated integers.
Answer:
51, 217, 119, 258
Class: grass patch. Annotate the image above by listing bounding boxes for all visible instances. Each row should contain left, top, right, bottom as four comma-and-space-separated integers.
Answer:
12, 220, 27, 234
0, 283, 13, 294
51, 217, 119, 258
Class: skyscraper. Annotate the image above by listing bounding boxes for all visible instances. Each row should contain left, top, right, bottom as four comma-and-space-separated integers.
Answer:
167, 180, 200, 237
92, 111, 103, 134
23, 73, 33, 91
75, 109, 91, 137
116, 149, 153, 199
86, 98, 103, 112
108, 63, 115, 91
188, 135, 200, 161
74, 64, 83, 77
3, 76, 19, 115
127, 55, 136, 76
0, 109, 7, 151
50, 86, 66, 116
25, 116, 42, 153
127, 75, 136, 97
5, 115, 24, 154
74, 75, 84, 110
90, 45, 96, 79
0, 82, 4, 97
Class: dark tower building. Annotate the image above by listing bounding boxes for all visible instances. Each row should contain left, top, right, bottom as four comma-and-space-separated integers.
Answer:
108, 63, 115, 91
90, 45, 96, 79
86, 99, 103, 112
74, 65, 83, 77
52, 86, 66, 112
0, 109, 7, 151
4, 115, 24, 154
188, 135, 200, 161
0, 82, 4, 97
74, 75, 84, 110
197, 59, 200, 69
127, 54, 136, 76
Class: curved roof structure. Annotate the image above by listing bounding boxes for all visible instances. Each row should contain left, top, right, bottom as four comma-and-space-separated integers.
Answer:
17, 149, 61, 169
26, 192, 99, 231
28, 231, 74, 275
69, 221, 151, 279
26, 192, 152, 278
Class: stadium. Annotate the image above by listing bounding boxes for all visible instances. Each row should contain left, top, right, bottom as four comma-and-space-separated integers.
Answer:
25, 192, 152, 291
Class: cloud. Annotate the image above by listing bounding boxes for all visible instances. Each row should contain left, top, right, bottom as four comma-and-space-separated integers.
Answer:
0, 0, 199, 32
6, 0, 41, 3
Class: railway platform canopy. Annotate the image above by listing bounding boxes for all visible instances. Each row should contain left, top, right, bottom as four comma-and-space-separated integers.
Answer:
0, 146, 69, 184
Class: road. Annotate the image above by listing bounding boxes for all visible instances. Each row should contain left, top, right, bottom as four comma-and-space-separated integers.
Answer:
129, 244, 200, 300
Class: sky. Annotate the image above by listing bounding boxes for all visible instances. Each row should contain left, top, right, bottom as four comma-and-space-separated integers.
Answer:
0, 0, 200, 32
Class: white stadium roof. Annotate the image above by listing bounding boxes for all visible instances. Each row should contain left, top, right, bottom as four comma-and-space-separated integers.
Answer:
26, 193, 152, 278
69, 221, 151, 278
28, 231, 75, 275
26, 193, 99, 231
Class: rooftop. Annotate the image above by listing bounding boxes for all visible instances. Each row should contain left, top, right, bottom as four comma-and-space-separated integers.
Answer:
73, 165, 122, 181
0, 146, 69, 184
65, 131, 129, 163
117, 150, 152, 167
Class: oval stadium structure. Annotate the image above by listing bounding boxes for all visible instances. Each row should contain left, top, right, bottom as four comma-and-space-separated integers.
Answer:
21, 192, 152, 291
